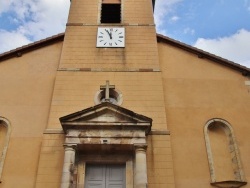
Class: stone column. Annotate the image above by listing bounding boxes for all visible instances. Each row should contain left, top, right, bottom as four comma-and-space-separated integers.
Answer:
61, 144, 77, 188
134, 144, 148, 188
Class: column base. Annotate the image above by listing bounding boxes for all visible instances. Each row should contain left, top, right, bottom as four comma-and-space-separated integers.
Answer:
135, 183, 148, 188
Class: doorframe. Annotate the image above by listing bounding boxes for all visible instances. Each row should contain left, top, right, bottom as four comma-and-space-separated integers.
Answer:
77, 154, 133, 188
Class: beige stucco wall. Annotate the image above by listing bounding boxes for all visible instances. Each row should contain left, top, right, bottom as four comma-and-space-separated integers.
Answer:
158, 41, 250, 188
35, 132, 64, 188
46, 71, 167, 130
0, 42, 62, 187
147, 134, 175, 188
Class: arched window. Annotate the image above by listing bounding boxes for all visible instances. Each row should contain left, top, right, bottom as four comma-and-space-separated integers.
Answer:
204, 118, 247, 188
0, 117, 11, 182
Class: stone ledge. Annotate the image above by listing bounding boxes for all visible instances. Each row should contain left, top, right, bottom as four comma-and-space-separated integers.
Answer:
149, 130, 170, 135
58, 68, 161, 72
44, 129, 170, 135
66, 23, 156, 26
44, 129, 64, 134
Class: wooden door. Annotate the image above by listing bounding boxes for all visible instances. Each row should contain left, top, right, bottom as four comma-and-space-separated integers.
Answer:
85, 164, 125, 188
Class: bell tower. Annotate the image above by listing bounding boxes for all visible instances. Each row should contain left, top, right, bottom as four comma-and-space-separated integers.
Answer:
59, 0, 159, 70
36, 0, 173, 187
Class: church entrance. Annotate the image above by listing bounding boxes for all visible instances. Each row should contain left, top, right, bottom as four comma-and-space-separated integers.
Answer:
59, 101, 152, 188
85, 164, 126, 188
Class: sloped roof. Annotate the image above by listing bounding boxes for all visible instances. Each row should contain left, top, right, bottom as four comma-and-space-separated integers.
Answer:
157, 34, 250, 76
0, 33, 64, 61
0, 32, 249, 76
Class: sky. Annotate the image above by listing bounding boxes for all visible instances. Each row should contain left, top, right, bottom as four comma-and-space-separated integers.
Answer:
0, 0, 250, 68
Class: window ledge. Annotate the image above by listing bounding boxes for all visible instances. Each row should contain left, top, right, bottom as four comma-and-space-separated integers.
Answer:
211, 181, 247, 188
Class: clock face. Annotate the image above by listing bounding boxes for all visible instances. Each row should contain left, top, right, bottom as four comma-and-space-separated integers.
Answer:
96, 27, 125, 48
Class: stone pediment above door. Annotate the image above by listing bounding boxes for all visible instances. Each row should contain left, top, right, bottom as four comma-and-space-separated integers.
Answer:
59, 102, 152, 135
59, 103, 151, 188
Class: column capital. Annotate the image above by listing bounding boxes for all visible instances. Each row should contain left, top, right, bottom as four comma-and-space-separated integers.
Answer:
134, 143, 147, 151
63, 144, 77, 151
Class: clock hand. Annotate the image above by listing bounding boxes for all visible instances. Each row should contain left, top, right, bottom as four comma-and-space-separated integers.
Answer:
105, 29, 112, 39
110, 30, 113, 39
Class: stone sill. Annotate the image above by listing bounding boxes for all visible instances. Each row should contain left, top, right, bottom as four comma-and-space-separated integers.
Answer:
211, 180, 247, 188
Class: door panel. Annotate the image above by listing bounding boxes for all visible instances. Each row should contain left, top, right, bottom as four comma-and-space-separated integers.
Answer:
85, 165, 106, 188
106, 164, 125, 188
85, 164, 125, 188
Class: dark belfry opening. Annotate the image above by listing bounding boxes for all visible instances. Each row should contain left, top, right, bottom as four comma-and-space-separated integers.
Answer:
101, 3, 121, 23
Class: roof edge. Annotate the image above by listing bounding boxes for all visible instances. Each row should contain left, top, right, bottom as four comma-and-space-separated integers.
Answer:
157, 34, 250, 76
0, 33, 64, 62
0, 32, 249, 76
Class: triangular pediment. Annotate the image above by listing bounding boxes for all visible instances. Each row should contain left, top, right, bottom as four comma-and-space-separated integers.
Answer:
60, 102, 152, 134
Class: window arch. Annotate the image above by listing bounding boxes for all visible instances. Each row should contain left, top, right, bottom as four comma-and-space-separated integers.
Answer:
204, 118, 247, 188
0, 117, 11, 182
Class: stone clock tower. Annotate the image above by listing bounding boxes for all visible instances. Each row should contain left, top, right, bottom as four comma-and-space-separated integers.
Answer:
35, 0, 173, 188
59, 0, 159, 70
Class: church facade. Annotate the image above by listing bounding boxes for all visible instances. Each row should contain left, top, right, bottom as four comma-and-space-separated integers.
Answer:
0, 0, 249, 188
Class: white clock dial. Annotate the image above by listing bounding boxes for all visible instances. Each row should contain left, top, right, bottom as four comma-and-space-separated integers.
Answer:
96, 27, 125, 48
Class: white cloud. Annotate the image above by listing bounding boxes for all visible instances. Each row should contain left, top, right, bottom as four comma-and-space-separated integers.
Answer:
154, 0, 183, 34
170, 16, 180, 22
244, 0, 250, 11
0, 30, 32, 52
0, 0, 70, 53
194, 29, 250, 68
184, 27, 195, 35
0, 1, 12, 14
